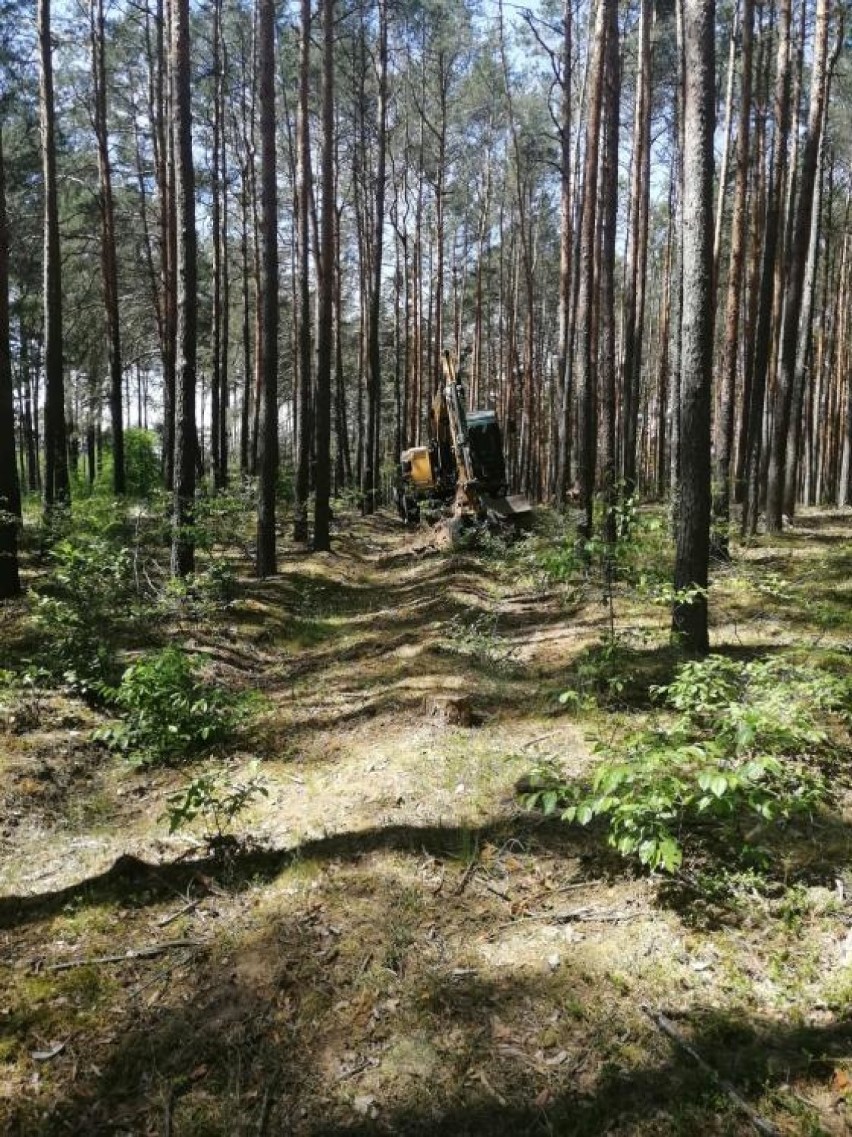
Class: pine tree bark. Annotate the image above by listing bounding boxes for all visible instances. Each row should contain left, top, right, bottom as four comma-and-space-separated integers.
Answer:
170, 0, 197, 577
39, 0, 70, 513
765, 0, 831, 532
314, 0, 335, 550
621, 0, 652, 502
599, 0, 620, 545
672, 0, 715, 654
712, 0, 752, 558
0, 128, 21, 599
293, 0, 312, 543
573, 0, 607, 539
742, 0, 791, 534
553, 0, 571, 503
256, 0, 278, 576
361, 0, 388, 516
90, 0, 124, 495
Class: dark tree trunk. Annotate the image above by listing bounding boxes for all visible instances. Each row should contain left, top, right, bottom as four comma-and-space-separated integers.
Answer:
712, 0, 752, 559
170, 0, 197, 577
554, 0, 572, 504
39, 0, 70, 514
314, 0, 336, 550
672, 0, 715, 654
573, 0, 607, 539
294, 0, 312, 543
765, 0, 831, 532
599, 0, 620, 545
742, 0, 791, 535
256, 0, 278, 576
361, 0, 388, 517
621, 0, 651, 501
90, 0, 124, 496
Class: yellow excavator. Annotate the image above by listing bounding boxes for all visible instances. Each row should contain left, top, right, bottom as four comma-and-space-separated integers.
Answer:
396, 351, 532, 532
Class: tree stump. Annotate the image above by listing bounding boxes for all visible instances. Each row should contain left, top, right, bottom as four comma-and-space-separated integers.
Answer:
423, 694, 473, 727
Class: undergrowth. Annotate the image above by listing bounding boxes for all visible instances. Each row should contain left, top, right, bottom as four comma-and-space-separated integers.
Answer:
93, 647, 250, 766
522, 654, 849, 875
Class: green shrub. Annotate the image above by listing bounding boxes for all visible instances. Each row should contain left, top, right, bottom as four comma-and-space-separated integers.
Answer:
523, 655, 845, 874
123, 429, 161, 499
95, 648, 243, 766
162, 763, 268, 850
32, 528, 138, 690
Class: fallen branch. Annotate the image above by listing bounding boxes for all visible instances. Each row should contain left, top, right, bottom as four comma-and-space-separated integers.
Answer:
453, 859, 478, 897
40, 940, 207, 973
521, 731, 561, 749
157, 899, 201, 927
642, 1004, 779, 1137
499, 906, 644, 931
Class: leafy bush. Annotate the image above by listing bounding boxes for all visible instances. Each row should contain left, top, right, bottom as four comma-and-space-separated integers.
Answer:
162, 763, 269, 850
32, 527, 139, 690
95, 648, 243, 766
523, 655, 846, 874
123, 429, 161, 499
447, 611, 519, 672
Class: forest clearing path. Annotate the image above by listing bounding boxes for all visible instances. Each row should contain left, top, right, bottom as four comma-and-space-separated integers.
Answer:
2, 508, 852, 1135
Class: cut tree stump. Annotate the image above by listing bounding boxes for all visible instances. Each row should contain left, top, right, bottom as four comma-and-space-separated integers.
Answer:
424, 694, 473, 727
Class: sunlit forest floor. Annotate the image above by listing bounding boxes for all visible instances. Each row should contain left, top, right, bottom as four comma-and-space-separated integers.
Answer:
2, 503, 852, 1135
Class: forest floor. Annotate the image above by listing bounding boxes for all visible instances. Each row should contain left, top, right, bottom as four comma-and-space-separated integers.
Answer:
2, 504, 852, 1135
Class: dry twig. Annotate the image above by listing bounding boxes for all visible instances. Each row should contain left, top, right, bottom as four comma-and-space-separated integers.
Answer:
642, 1004, 779, 1137
40, 939, 207, 972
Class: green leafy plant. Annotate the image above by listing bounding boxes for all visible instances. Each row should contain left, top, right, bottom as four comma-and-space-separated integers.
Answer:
448, 611, 519, 671
524, 655, 844, 874
0, 666, 52, 732
162, 763, 269, 850
95, 648, 244, 766
32, 528, 140, 690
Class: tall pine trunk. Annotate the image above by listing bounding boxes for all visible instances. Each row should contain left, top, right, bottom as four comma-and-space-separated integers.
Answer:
314, 0, 335, 549
672, 0, 715, 654
39, 0, 70, 514
90, 0, 124, 495
256, 0, 278, 576
0, 128, 21, 599
170, 0, 197, 577
712, 0, 752, 558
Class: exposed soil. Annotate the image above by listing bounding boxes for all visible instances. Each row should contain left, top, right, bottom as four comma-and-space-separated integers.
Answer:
2, 508, 852, 1136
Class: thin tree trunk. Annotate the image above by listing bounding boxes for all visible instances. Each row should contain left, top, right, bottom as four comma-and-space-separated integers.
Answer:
39, 0, 69, 513
314, 0, 335, 550
0, 128, 21, 598
672, 0, 715, 654
170, 0, 197, 577
90, 0, 124, 495
256, 0, 278, 576
362, 0, 388, 516
599, 0, 620, 545
293, 0, 312, 542
621, 0, 652, 501
573, 0, 607, 539
712, 0, 752, 558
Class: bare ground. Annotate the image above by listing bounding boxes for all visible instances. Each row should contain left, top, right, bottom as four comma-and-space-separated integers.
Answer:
2, 508, 852, 1136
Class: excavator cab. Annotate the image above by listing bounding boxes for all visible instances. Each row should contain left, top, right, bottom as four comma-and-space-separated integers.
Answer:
465, 410, 507, 496
396, 350, 531, 531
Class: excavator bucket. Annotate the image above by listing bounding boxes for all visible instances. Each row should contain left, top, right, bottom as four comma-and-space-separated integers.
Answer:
480, 493, 534, 529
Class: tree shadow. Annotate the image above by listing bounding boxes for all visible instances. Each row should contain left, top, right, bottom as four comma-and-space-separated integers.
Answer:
0, 815, 595, 932
8, 887, 851, 1136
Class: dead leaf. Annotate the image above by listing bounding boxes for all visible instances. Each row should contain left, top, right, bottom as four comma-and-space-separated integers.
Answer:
533, 1087, 553, 1109
832, 1069, 850, 1094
